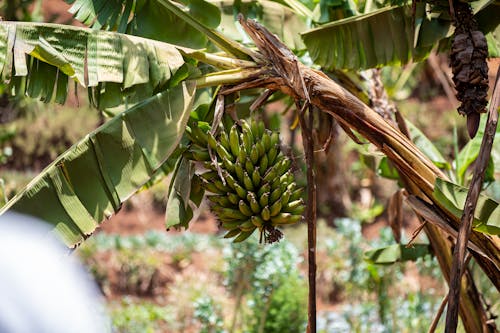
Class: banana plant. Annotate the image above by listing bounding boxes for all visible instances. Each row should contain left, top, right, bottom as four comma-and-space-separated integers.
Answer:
0, 0, 499, 331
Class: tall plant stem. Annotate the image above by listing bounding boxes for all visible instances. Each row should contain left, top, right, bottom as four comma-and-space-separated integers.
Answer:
445, 67, 500, 333
236, 16, 499, 332
299, 105, 317, 333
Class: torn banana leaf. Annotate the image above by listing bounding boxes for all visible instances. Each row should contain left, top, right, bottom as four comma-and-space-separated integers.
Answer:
0, 82, 196, 247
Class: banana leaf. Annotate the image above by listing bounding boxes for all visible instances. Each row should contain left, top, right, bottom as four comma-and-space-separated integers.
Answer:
0, 21, 190, 112
302, 5, 434, 70
364, 243, 431, 265
0, 81, 196, 247
65, 0, 221, 49
433, 178, 500, 235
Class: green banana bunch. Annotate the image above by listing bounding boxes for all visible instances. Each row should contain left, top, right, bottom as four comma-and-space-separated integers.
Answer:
187, 119, 304, 243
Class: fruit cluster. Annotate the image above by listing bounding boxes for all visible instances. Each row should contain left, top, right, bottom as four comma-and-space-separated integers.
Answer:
187, 119, 304, 243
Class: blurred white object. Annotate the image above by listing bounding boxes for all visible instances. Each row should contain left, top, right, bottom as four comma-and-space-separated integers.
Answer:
0, 212, 110, 333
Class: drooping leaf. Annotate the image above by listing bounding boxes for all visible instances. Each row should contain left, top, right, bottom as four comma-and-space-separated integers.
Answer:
166, 156, 195, 230
0, 21, 191, 112
364, 243, 431, 265
302, 5, 436, 70
433, 178, 500, 235
0, 82, 196, 247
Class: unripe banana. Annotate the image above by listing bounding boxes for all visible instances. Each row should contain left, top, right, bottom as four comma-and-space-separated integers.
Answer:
259, 155, 269, 170
222, 156, 235, 173
216, 144, 234, 162
214, 179, 230, 193
283, 199, 304, 212
241, 130, 253, 153
237, 147, 247, 163
247, 193, 261, 214
289, 188, 304, 201
207, 132, 218, 150
199, 171, 219, 182
270, 132, 279, 147
207, 195, 231, 207
267, 146, 279, 165
284, 202, 305, 215
250, 145, 259, 165
245, 158, 255, 175
269, 187, 281, 204
251, 168, 261, 187
238, 200, 253, 217
224, 171, 238, 191
222, 220, 241, 230
259, 192, 270, 207
204, 182, 224, 194
234, 183, 247, 199
243, 172, 254, 191
190, 125, 209, 145
217, 207, 247, 220
233, 229, 254, 243
269, 200, 282, 217
191, 146, 210, 161
227, 192, 240, 205
229, 125, 240, 156
261, 206, 271, 221
224, 228, 241, 239
262, 131, 271, 151
262, 166, 277, 183
219, 131, 231, 152
256, 141, 266, 158
257, 183, 271, 197
239, 220, 256, 232
281, 190, 292, 207
234, 162, 245, 182
257, 121, 265, 138
250, 119, 259, 139
271, 213, 302, 225
251, 215, 264, 228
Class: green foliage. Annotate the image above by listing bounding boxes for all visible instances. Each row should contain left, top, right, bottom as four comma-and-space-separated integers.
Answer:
320, 219, 445, 332
364, 243, 431, 265
433, 178, 500, 235
110, 298, 175, 333
224, 235, 307, 332
248, 273, 307, 333
1, 82, 196, 247
193, 296, 226, 333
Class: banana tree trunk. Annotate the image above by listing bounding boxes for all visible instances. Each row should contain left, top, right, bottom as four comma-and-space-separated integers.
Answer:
236, 17, 499, 332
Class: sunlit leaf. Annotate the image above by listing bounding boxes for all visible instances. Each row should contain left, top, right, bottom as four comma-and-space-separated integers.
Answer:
364, 243, 431, 265
302, 5, 434, 70
0, 82, 196, 247
0, 21, 192, 112
433, 178, 500, 235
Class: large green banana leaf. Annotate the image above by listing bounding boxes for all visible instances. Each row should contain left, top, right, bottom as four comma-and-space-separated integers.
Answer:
0, 21, 190, 113
65, 0, 221, 49
65, 0, 307, 52
302, 2, 499, 70
302, 5, 436, 70
0, 81, 196, 247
